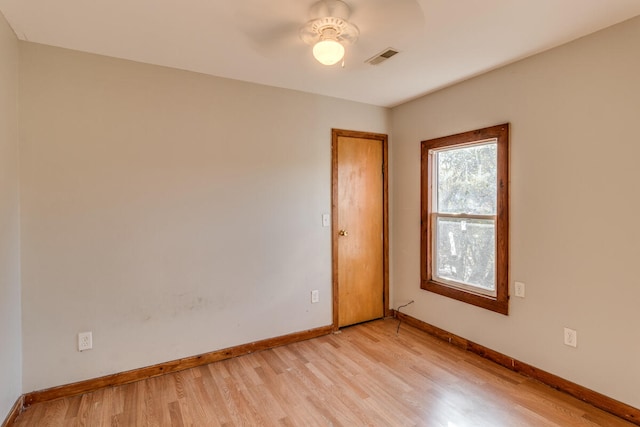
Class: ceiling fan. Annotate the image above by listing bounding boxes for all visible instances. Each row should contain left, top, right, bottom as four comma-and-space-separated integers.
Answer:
299, 0, 359, 66
235, 0, 426, 67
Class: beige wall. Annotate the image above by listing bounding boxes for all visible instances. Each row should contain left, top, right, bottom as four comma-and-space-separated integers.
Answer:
18, 42, 389, 392
390, 15, 640, 407
0, 11, 21, 419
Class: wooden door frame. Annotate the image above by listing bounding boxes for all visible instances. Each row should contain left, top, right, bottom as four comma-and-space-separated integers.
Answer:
331, 128, 390, 330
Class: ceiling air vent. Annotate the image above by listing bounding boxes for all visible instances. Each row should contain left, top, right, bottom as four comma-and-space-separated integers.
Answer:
365, 48, 399, 65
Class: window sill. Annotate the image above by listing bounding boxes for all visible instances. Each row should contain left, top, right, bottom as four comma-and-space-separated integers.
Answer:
421, 280, 509, 315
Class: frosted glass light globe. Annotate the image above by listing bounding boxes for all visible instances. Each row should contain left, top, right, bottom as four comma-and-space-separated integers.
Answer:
313, 40, 345, 65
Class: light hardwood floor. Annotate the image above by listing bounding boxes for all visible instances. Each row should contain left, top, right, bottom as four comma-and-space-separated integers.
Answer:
12, 319, 634, 426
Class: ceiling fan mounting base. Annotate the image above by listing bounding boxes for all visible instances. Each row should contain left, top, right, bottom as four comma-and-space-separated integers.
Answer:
299, 1, 359, 46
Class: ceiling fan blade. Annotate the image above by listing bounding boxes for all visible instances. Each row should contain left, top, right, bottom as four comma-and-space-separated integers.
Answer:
349, 0, 426, 40
242, 22, 303, 56
234, 0, 309, 57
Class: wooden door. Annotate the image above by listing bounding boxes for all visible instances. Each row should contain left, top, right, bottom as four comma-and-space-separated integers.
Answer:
332, 129, 388, 328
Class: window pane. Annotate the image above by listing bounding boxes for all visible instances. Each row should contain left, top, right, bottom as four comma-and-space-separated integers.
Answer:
434, 217, 495, 292
437, 142, 497, 215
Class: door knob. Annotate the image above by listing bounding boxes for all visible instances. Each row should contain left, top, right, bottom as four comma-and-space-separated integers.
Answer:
339, 230, 348, 236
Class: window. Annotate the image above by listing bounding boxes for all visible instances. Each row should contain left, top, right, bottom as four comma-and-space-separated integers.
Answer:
421, 124, 509, 315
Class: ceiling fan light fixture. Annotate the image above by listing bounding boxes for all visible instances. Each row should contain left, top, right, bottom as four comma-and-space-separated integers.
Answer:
313, 40, 344, 65
313, 29, 345, 65
300, 0, 359, 67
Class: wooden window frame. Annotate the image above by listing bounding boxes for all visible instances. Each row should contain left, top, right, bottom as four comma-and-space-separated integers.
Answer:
421, 123, 510, 315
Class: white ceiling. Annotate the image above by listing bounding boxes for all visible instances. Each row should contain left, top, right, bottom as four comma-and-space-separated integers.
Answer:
1, 0, 640, 107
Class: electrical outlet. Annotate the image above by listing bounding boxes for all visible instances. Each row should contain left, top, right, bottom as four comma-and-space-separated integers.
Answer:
78, 331, 93, 351
514, 281, 525, 298
564, 328, 577, 348
311, 290, 319, 304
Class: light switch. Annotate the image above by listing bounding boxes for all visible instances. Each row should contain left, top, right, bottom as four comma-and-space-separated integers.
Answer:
515, 281, 525, 298
322, 213, 330, 227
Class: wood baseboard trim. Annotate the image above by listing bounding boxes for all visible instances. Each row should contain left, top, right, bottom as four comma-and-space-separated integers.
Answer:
1, 395, 24, 427
23, 324, 333, 408
395, 312, 640, 426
